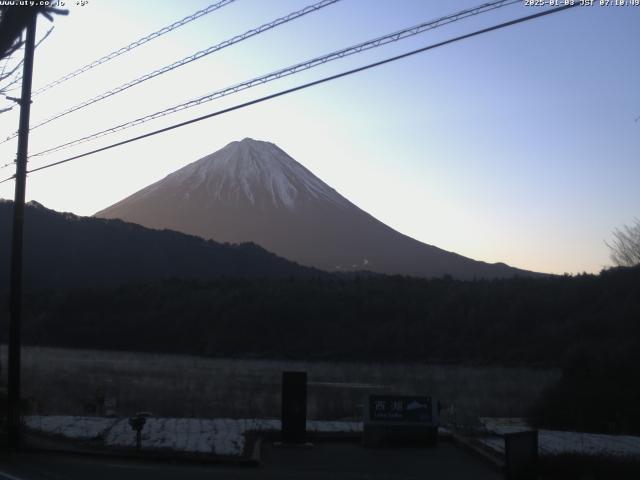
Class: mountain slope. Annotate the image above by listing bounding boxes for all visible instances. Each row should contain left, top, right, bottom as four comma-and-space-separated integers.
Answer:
96, 138, 539, 279
0, 200, 317, 291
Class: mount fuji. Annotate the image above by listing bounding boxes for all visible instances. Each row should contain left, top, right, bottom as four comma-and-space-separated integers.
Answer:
95, 138, 537, 279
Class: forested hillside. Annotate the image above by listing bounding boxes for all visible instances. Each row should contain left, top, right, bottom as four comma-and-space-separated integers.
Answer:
0, 200, 318, 290
8, 266, 638, 366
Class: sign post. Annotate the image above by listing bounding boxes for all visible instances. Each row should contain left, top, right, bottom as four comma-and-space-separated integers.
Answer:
363, 395, 438, 447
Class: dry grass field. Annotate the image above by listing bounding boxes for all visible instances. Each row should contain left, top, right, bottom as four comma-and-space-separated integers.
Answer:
0, 345, 560, 425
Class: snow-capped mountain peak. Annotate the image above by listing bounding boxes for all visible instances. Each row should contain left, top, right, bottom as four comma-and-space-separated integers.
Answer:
158, 138, 346, 211
96, 138, 538, 279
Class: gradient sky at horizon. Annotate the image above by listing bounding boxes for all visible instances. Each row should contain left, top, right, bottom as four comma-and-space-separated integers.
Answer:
0, 0, 638, 275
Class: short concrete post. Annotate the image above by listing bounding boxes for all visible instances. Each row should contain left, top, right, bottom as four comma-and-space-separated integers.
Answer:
504, 430, 538, 480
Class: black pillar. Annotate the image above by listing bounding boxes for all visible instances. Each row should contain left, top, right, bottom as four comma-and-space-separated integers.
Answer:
8, 12, 37, 450
281, 371, 307, 444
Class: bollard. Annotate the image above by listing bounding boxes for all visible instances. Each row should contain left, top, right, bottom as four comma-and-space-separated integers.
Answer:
505, 430, 538, 480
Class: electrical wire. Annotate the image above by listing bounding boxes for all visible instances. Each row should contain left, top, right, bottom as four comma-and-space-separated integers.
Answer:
27, 0, 520, 160
0, 3, 578, 185
30, 0, 237, 97
0, 0, 340, 145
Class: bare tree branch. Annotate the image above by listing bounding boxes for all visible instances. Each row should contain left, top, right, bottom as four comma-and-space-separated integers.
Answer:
0, 57, 23, 82
0, 25, 56, 117
0, 6, 66, 61
0, 26, 53, 84
606, 218, 640, 267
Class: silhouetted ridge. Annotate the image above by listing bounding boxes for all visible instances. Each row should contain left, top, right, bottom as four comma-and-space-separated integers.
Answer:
0, 200, 318, 291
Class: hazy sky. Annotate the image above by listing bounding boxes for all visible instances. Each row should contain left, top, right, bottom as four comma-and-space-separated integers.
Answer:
0, 0, 638, 275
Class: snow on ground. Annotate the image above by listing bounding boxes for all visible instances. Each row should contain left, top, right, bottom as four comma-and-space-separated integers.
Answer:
28, 414, 639, 459
24, 416, 117, 441
308, 420, 362, 433
105, 418, 228, 454
24, 416, 362, 457
478, 417, 640, 458
479, 417, 531, 435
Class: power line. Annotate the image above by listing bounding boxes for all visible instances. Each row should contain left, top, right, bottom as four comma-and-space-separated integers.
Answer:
27, 0, 520, 161
0, 3, 578, 185
30, 0, 237, 97
0, 0, 340, 145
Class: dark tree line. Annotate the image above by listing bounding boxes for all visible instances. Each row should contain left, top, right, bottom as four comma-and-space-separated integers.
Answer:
4, 265, 638, 367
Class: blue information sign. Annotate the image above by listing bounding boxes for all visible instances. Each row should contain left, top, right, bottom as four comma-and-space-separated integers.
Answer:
368, 395, 433, 423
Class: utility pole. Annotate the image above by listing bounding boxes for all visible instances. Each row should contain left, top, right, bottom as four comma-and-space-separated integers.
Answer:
8, 12, 37, 450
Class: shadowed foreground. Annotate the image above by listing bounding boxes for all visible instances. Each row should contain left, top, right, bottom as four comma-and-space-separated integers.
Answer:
0, 442, 502, 480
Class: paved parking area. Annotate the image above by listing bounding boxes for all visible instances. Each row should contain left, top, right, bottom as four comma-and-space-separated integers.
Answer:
0, 441, 502, 480
262, 441, 502, 479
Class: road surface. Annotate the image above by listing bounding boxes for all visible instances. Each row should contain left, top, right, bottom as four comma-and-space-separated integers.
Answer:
0, 441, 502, 479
